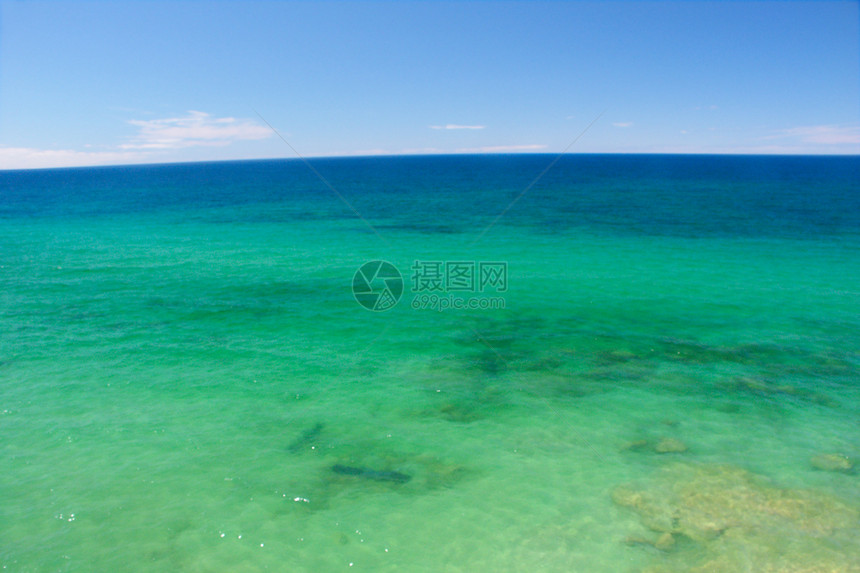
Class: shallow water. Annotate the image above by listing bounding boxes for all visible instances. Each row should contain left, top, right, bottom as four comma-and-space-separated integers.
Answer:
1, 155, 858, 571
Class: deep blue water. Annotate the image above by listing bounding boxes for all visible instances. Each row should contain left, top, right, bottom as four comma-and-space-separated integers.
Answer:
3, 155, 858, 237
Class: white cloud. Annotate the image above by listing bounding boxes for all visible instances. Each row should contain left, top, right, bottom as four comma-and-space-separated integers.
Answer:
612, 122, 633, 128
0, 111, 275, 170
767, 124, 860, 145
429, 124, 485, 130
121, 110, 272, 149
342, 148, 391, 156
399, 147, 443, 154
645, 142, 858, 155
455, 144, 547, 153
0, 146, 149, 170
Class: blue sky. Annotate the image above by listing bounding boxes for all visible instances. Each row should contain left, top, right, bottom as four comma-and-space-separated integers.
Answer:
1, 0, 858, 169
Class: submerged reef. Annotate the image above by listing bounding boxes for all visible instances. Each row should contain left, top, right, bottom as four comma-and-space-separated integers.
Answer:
612, 462, 860, 572
811, 453, 854, 473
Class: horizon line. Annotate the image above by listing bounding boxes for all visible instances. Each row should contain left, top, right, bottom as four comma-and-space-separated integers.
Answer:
2, 150, 859, 173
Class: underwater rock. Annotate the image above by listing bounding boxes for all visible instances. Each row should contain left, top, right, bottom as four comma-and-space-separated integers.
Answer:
620, 437, 687, 454
642, 526, 860, 573
811, 453, 853, 473
654, 532, 675, 551
331, 464, 411, 484
624, 532, 676, 552
595, 349, 639, 366
437, 401, 482, 423
731, 375, 798, 396
613, 462, 860, 572
621, 439, 651, 451
624, 535, 656, 548
654, 438, 687, 454
613, 463, 857, 539
288, 422, 324, 454
410, 453, 470, 490
719, 375, 838, 407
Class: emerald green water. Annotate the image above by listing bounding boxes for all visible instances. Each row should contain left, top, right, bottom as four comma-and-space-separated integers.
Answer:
1, 156, 859, 571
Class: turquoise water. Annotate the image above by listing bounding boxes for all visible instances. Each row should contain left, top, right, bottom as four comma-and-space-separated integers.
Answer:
1, 155, 859, 571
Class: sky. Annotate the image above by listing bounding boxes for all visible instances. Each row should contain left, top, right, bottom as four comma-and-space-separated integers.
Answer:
0, 0, 858, 169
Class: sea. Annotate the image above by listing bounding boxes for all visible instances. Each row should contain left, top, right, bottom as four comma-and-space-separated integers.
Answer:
1, 154, 859, 572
